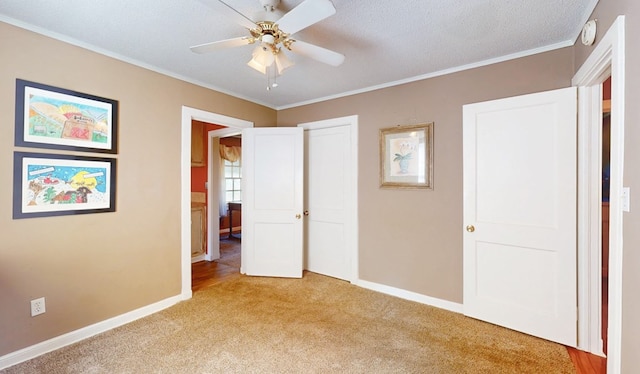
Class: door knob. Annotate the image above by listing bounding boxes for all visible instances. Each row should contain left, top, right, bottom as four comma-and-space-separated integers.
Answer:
304, 210, 309, 216
296, 214, 302, 219
466, 225, 475, 232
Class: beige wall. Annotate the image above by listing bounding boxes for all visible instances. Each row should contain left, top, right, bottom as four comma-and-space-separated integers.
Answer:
572, 0, 640, 371
3, 1, 639, 370
0, 22, 276, 355
278, 48, 574, 302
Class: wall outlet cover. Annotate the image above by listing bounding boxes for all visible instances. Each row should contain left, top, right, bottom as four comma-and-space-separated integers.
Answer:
31, 297, 46, 316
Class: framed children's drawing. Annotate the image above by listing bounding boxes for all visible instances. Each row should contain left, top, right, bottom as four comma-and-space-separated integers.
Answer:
15, 79, 118, 153
13, 152, 117, 219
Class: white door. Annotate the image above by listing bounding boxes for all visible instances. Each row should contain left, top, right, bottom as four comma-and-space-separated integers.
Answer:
302, 121, 353, 281
241, 127, 304, 278
463, 87, 577, 346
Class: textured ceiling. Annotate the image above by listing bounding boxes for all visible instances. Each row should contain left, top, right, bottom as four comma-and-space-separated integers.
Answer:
0, 0, 597, 109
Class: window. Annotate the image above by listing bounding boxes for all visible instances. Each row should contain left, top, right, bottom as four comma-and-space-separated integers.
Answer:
224, 158, 241, 202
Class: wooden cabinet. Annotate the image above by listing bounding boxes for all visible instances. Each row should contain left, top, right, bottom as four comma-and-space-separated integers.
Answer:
191, 204, 206, 258
191, 192, 207, 260
191, 121, 205, 166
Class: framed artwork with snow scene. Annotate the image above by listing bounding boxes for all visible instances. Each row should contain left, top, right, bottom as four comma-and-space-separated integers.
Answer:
15, 79, 118, 153
13, 152, 117, 219
379, 123, 433, 189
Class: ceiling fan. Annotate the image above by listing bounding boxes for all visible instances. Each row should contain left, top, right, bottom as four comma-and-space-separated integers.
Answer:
190, 0, 345, 87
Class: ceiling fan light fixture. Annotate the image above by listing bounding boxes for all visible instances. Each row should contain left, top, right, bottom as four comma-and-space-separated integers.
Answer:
249, 45, 275, 69
193, 0, 343, 88
247, 58, 267, 74
275, 51, 293, 74
261, 34, 276, 45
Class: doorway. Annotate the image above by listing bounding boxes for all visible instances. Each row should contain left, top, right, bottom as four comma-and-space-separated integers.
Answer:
572, 16, 625, 373
180, 106, 253, 299
601, 77, 611, 354
190, 128, 244, 289
240, 116, 359, 280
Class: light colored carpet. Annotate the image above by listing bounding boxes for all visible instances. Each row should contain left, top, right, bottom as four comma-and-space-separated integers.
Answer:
2, 273, 575, 373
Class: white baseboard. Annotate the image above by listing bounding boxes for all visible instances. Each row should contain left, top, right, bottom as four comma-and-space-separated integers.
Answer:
191, 254, 205, 263
355, 279, 463, 314
1, 280, 462, 370
0, 294, 183, 370
218, 226, 241, 234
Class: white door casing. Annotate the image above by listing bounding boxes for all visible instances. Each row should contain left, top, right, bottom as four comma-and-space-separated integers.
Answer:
206, 134, 221, 262
463, 87, 577, 346
241, 127, 304, 278
180, 106, 253, 299
205, 128, 243, 262
299, 116, 358, 282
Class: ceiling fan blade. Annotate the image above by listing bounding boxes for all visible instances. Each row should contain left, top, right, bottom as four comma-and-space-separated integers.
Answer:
276, 0, 336, 35
190, 37, 249, 54
215, 0, 257, 29
290, 40, 344, 66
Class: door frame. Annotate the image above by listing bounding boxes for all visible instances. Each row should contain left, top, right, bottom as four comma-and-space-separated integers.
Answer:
572, 16, 625, 372
206, 128, 243, 262
298, 115, 359, 282
180, 106, 253, 299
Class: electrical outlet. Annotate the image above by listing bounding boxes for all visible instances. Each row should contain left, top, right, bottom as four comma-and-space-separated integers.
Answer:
31, 297, 46, 317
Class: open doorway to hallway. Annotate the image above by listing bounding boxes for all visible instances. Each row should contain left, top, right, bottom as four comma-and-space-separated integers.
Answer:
180, 105, 253, 299
191, 120, 243, 290
601, 76, 612, 356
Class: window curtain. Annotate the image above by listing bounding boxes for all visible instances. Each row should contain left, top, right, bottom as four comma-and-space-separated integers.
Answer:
220, 145, 241, 163
219, 145, 241, 217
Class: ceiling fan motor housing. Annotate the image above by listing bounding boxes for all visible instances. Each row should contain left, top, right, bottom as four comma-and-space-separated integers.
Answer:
250, 21, 293, 53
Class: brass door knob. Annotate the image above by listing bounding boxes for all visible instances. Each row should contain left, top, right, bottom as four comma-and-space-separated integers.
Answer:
296, 214, 302, 219
304, 210, 309, 216
466, 225, 475, 232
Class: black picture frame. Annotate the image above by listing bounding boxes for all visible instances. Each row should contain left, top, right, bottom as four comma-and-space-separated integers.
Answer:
13, 152, 117, 219
15, 79, 118, 154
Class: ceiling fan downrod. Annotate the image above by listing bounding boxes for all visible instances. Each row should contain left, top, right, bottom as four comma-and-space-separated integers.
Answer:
260, 0, 280, 12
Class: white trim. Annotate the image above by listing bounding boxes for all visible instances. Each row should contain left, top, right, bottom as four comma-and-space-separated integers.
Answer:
207, 126, 242, 262
356, 279, 463, 314
572, 16, 625, 373
191, 253, 206, 263
206, 129, 243, 262
277, 41, 575, 110
575, 85, 606, 355
181, 106, 253, 300
0, 15, 275, 109
297, 115, 359, 282
1, 13, 597, 112
205, 131, 218, 262
0, 294, 182, 370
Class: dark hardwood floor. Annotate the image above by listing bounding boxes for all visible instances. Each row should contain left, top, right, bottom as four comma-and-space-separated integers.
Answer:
191, 236, 241, 292
192, 237, 607, 373
567, 347, 606, 373
565, 274, 608, 374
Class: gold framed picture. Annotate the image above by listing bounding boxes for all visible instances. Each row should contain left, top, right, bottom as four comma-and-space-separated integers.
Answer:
380, 123, 433, 189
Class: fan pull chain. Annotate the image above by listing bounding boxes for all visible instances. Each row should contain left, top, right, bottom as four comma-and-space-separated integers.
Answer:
266, 64, 278, 90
